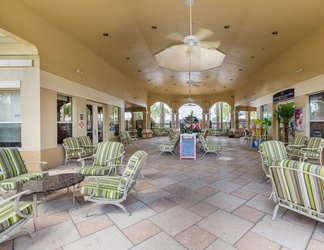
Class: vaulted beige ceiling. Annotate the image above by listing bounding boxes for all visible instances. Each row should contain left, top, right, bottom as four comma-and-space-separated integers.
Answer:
10, 0, 324, 97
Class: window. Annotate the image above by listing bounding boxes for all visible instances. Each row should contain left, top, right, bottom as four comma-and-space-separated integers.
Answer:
309, 92, 324, 138
0, 91, 21, 147
57, 94, 72, 144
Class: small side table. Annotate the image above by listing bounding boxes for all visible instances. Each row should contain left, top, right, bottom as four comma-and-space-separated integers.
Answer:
18, 173, 85, 217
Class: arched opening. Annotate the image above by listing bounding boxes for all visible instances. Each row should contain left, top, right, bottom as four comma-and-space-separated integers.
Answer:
150, 102, 171, 129
178, 103, 203, 133
210, 102, 231, 133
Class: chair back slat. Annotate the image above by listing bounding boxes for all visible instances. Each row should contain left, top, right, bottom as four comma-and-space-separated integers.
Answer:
63, 137, 80, 149
259, 140, 288, 167
78, 136, 92, 147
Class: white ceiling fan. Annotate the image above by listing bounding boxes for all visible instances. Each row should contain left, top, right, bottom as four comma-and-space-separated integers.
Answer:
166, 0, 221, 54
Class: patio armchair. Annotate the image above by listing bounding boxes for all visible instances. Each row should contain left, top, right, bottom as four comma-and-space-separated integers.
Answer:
119, 132, 132, 146
80, 150, 148, 216
78, 136, 97, 153
0, 190, 36, 243
125, 131, 138, 145
286, 135, 308, 159
268, 159, 324, 223
157, 133, 180, 156
76, 141, 125, 177
62, 137, 93, 166
198, 133, 221, 157
299, 137, 324, 165
258, 140, 289, 176
0, 148, 48, 192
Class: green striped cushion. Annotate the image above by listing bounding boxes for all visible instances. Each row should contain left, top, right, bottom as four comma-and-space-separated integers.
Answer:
80, 177, 122, 199
93, 142, 124, 166
0, 172, 48, 190
306, 137, 324, 153
118, 150, 147, 192
63, 137, 81, 150
270, 159, 324, 217
0, 201, 33, 233
76, 166, 112, 176
78, 136, 92, 147
291, 135, 308, 146
0, 148, 28, 180
259, 141, 288, 167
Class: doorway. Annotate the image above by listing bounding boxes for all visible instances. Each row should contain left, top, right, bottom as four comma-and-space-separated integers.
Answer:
86, 102, 104, 144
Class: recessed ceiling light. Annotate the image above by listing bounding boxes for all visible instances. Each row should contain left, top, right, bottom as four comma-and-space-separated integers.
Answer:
147, 79, 150, 81
165, 89, 167, 91
103, 33, 109, 36
239, 69, 243, 71
272, 31, 278, 35
126, 57, 130, 60
151, 26, 157, 29
138, 70, 141, 72
250, 56, 255, 59
224, 25, 230, 29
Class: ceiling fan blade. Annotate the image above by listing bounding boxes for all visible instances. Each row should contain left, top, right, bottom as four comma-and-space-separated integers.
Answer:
194, 28, 214, 41
199, 40, 221, 49
165, 32, 184, 42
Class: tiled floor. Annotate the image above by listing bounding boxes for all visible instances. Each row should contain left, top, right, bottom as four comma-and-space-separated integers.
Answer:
2, 136, 324, 250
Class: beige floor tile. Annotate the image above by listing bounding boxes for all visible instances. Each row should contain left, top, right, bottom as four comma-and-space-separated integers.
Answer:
187, 201, 218, 218
35, 210, 71, 231
234, 231, 281, 250
122, 219, 162, 245
76, 214, 113, 237
175, 225, 217, 250
232, 205, 265, 223
231, 188, 257, 200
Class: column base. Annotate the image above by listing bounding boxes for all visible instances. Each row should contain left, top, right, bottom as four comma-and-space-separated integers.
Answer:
141, 129, 153, 139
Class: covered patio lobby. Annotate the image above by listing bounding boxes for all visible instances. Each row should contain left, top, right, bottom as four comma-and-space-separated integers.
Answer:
2, 136, 324, 250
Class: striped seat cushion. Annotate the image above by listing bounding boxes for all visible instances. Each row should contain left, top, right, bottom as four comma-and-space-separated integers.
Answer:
0, 172, 48, 190
76, 166, 112, 176
0, 201, 33, 233
80, 177, 122, 199
0, 149, 28, 180
271, 159, 324, 217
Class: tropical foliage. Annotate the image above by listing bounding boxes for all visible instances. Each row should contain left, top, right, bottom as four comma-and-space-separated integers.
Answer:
274, 102, 295, 144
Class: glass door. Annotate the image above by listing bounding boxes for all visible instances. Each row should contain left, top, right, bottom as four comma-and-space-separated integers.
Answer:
86, 102, 104, 144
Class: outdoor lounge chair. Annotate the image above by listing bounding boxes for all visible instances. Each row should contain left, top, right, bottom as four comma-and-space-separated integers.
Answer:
258, 140, 289, 176
76, 141, 125, 177
198, 133, 221, 157
62, 137, 94, 166
299, 137, 324, 165
0, 148, 48, 192
286, 135, 308, 159
0, 190, 35, 243
80, 150, 148, 216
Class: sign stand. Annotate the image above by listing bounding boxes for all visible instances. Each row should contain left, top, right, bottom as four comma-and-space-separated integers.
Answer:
180, 134, 196, 160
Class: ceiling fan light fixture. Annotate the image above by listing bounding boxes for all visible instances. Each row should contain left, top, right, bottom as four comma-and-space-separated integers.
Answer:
185, 0, 195, 6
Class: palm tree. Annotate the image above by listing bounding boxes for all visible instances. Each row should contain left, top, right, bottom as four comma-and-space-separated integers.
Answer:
274, 102, 295, 144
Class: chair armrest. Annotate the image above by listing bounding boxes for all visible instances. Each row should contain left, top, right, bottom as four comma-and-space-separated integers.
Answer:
24, 161, 47, 172
0, 190, 32, 218
286, 144, 304, 149
300, 147, 322, 153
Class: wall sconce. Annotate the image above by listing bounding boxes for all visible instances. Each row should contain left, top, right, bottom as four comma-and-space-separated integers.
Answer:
75, 69, 83, 75
268, 113, 272, 120
296, 68, 304, 73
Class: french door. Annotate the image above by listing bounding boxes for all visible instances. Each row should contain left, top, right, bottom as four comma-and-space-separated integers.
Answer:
86, 102, 104, 144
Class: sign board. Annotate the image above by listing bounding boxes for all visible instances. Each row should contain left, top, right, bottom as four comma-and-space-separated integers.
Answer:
180, 134, 196, 160
273, 88, 294, 102
78, 120, 85, 129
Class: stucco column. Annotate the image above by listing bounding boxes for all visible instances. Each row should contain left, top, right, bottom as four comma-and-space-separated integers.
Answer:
174, 113, 179, 130
141, 111, 152, 138
203, 113, 210, 128
245, 111, 250, 130
132, 112, 138, 137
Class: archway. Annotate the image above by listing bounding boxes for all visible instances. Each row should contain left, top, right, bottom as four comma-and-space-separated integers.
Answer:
210, 102, 231, 132
150, 102, 171, 129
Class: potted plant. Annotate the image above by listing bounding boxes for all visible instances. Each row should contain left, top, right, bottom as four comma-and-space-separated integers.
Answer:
274, 103, 295, 145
